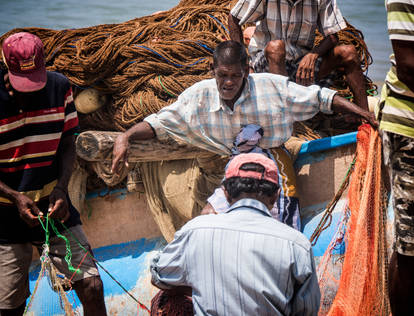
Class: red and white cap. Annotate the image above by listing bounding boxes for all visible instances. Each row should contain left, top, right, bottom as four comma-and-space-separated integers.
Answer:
2, 32, 47, 92
225, 153, 279, 185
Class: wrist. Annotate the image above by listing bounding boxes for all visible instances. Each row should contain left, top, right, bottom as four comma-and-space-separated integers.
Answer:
54, 185, 68, 194
8, 190, 21, 204
122, 131, 131, 143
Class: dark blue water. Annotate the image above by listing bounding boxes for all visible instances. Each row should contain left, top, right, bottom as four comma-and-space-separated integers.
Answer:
0, 0, 391, 84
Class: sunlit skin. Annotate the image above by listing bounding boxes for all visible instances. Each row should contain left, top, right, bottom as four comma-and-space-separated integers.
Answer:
210, 62, 249, 110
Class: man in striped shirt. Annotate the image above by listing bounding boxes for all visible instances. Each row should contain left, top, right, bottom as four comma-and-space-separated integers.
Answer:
0, 33, 106, 316
228, 0, 369, 111
150, 153, 321, 315
378, 1, 414, 314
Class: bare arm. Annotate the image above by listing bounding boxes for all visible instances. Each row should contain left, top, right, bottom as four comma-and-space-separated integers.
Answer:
392, 39, 414, 92
56, 134, 76, 192
111, 121, 155, 174
312, 34, 338, 57
48, 134, 77, 222
228, 13, 244, 44
0, 180, 42, 226
331, 94, 378, 127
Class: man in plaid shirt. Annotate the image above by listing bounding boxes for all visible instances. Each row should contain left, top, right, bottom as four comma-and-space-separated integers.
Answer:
111, 41, 376, 180
228, 0, 369, 111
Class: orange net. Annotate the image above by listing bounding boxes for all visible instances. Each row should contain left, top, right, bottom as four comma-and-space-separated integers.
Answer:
317, 124, 390, 315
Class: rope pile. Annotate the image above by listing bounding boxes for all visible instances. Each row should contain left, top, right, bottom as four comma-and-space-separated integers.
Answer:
0, 0, 376, 136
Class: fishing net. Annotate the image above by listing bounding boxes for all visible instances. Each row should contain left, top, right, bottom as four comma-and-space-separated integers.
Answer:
314, 124, 390, 315
24, 245, 75, 316
0, 0, 375, 137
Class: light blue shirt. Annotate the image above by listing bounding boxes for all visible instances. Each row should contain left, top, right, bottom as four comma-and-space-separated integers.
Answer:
145, 73, 335, 155
150, 198, 321, 315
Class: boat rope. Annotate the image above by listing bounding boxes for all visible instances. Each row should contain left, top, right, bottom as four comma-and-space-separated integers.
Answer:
60, 221, 151, 313
309, 156, 356, 246
0, 0, 377, 135
158, 75, 177, 97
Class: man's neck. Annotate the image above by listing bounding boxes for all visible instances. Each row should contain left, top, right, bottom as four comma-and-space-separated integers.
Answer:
228, 193, 275, 210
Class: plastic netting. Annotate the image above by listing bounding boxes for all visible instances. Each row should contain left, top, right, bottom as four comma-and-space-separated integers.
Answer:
317, 124, 391, 315
25, 245, 76, 316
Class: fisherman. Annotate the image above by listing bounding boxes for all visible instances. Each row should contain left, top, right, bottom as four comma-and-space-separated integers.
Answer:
150, 153, 321, 315
111, 40, 376, 188
379, 1, 414, 315
228, 0, 369, 111
0, 33, 107, 316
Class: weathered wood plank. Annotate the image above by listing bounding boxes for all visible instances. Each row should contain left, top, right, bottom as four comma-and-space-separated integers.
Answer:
76, 131, 213, 162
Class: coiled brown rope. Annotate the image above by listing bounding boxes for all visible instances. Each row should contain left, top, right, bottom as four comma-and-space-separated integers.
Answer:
0, 0, 375, 136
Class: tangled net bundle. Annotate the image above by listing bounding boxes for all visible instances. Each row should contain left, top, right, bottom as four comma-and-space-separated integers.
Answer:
0, 0, 375, 137
316, 125, 390, 315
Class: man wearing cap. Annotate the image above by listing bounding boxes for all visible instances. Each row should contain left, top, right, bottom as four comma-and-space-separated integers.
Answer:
0, 32, 106, 316
150, 153, 320, 315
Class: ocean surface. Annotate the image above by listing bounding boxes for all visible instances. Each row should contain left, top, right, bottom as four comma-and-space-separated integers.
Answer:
0, 0, 391, 86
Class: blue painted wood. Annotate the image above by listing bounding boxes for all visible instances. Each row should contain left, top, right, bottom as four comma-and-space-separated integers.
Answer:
298, 132, 357, 156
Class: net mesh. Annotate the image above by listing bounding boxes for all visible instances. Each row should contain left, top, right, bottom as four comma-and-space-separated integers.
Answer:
317, 124, 390, 315
25, 246, 76, 316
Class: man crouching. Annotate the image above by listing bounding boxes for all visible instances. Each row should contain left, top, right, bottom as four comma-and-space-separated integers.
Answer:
150, 153, 320, 315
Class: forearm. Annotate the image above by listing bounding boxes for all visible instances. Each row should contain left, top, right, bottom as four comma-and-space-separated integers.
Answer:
124, 121, 155, 142
228, 14, 243, 44
0, 180, 19, 203
331, 94, 368, 119
56, 135, 76, 191
311, 34, 338, 57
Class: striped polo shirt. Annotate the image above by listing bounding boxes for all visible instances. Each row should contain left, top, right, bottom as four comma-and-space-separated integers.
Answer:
377, 0, 414, 137
0, 70, 81, 243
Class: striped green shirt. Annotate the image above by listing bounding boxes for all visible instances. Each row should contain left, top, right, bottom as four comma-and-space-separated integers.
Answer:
376, 0, 414, 137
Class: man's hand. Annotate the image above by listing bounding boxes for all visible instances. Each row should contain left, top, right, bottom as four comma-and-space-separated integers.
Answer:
296, 53, 319, 86
14, 193, 42, 227
362, 112, 379, 129
111, 133, 129, 174
331, 95, 379, 128
48, 187, 70, 223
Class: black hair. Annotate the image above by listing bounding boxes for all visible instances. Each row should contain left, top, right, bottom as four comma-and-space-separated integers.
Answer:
213, 40, 248, 68
223, 163, 279, 199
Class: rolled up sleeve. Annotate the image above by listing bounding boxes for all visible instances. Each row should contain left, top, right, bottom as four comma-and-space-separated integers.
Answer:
143, 92, 191, 142
287, 81, 336, 122
230, 0, 266, 25
317, 0, 347, 36
150, 230, 189, 290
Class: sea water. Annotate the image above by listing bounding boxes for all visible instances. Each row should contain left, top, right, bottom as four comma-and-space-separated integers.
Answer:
0, 0, 391, 85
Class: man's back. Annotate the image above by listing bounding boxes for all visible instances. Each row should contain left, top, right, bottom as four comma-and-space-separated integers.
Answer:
151, 199, 320, 315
